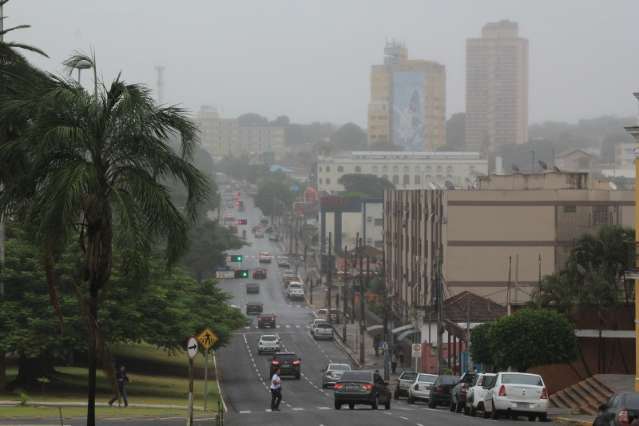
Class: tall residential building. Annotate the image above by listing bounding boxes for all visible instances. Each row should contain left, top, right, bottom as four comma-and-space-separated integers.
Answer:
466, 20, 529, 153
367, 41, 446, 151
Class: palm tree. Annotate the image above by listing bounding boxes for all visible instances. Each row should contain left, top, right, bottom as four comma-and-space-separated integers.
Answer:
0, 54, 209, 426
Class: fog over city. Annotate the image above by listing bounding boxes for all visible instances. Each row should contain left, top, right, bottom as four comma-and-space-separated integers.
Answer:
10, 0, 639, 125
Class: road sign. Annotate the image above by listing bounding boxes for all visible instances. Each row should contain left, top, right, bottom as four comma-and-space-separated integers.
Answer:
411, 343, 422, 358
197, 328, 219, 350
187, 337, 198, 359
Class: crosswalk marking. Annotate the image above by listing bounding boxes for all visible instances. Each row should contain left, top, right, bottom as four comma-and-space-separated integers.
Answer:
292, 407, 304, 411
239, 410, 251, 414
318, 406, 330, 410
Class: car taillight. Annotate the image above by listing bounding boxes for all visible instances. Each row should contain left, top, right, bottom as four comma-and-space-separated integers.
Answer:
498, 385, 506, 397
271, 360, 279, 365
540, 387, 548, 399
618, 409, 629, 424
292, 360, 301, 365
334, 383, 343, 390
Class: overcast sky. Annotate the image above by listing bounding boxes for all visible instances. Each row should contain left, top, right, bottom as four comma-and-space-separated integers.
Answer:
7, 0, 639, 126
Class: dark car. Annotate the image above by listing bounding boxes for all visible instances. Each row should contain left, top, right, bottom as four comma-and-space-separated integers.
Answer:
594, 392, 639, 425
252, 268, 267, 279
269, 352, 301, 379
334, 370, 391, 410
428, 375, 459, 408
450, 372, 477, 412
246, 282, 259, 294
394, 370, 418, 399
246, 302, 263, 315
257, 313, 276, 328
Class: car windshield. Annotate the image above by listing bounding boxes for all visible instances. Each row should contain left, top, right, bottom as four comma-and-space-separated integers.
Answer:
418, 374, 437, 383
261, 335, 277, 341
275, 353, 298, 361
400, 372, 418, 381
316, 323, 332, 328
329, 364, 351, 371
501, 374, 543, 386
438, 375, 459, 385
289, 283, 302, 289
340, 371, 371, 382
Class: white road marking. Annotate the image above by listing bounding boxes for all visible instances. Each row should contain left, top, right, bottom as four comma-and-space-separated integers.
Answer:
400, 416, 409, 420
292, 407, 304, 411
318, 406, 331, 410
239, 410, 251, 414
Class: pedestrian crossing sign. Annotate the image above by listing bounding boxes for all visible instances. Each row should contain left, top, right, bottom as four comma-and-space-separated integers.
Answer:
196, 328, 219, 350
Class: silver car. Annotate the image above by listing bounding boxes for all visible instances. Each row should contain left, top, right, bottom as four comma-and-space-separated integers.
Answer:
408, 373, 438, 404
321, 363, 351, 388
257, 334, 280, 355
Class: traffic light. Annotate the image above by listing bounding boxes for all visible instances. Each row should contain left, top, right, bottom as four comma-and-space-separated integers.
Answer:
229, 254, 243, 263
234, 269, 249, 278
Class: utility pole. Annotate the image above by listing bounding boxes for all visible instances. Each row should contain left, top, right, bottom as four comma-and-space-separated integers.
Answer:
507, 256, 512, 316
343, 245, 348, 343
327, 233, 333, 325
436, 256, 444, 374
0, 1, 6, 392
359, 238, 366, 365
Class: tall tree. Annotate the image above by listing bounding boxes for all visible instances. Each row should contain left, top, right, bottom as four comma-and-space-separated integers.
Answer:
337, 174, 394, 198
0, 54, 208, 426
330, 122, 367, 151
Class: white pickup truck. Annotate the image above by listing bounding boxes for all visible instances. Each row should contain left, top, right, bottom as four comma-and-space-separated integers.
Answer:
287, 282, 305, 300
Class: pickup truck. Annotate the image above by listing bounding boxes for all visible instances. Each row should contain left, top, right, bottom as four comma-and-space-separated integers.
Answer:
257, 313, 276, 328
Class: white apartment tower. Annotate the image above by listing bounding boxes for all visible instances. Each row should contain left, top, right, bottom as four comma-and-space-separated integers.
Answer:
466, 20, 529, 153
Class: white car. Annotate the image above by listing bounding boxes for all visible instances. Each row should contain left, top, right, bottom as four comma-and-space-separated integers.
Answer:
483, 372, 549, 421
311, 321, 334, 340
287, 282, 305, 300
257, 334, 281, 355
465, 373, 496, 416
258, 251, 273, 263
407, 373, 438, 404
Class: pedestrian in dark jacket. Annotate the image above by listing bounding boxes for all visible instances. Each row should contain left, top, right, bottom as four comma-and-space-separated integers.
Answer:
109, 366, 129, 407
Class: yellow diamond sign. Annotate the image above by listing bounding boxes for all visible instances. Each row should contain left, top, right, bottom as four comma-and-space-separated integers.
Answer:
196, 328, 219, 350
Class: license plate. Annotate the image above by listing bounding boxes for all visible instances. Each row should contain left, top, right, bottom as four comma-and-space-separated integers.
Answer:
282, 364, 290, 367
516, 402, 530, 407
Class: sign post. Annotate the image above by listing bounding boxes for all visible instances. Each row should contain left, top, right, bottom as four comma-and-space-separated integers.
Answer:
196, 328, 219, 412
186, 337, 198, 426
411, 343, 422, 372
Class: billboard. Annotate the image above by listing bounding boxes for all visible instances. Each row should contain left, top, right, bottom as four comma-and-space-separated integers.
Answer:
392, 71, 425, 151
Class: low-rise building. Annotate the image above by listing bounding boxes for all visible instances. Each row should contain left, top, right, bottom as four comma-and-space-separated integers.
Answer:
316, 151, 488, 193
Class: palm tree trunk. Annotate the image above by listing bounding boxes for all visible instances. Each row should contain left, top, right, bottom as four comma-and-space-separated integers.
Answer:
0, 352, 5, 391
87, 284, 98, 426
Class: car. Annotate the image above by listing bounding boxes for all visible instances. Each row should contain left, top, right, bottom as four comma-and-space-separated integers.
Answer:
283, 273, 301, 288
269, 352, 301, 379
407, 373, 438, 404
252, 268, 267, 279
450, 372, 477, 412
257, 334, 280, 355
311, 321, 334, 340
246, 302, 263, 315
334, 370, 391, 410
257, 313, 276, 328
483, 372, 548, 421
258, 251, 273, 263
427, 375, 459, 408
260, 218, 269, 226
464, 373, 496, 416
287, 282, 305, 300
276, 256, 290, 268
246, 282, 259, 294
321, 363, 352, 388
594, 392, 639, 425
394, 370, 418, 399
268, 234, 279, 242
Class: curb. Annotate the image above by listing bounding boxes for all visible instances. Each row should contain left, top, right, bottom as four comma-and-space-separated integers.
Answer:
0, 401, 204, 410
212, 351, 228, 414
552, 417, 592, 425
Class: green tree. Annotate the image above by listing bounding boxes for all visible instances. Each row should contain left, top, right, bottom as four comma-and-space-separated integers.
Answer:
0, 54, 208, 425
338, 174, 394, 198
490, 308, 577, 371
254, 173, 297, 217
469, 322, 493, 368
330, 122, 367, 151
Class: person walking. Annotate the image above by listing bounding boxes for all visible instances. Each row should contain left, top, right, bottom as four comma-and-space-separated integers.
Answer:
270, 367, 282, 411
373, 335, 380, 357
391, 352, 398, 374
108, 365, 129, 407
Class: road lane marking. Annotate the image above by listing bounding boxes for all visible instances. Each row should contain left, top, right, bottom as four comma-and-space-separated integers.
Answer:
400, 416, 409, 420
292, 407, 304, 411
239, 410, 251, 414
318, 406, 330, 410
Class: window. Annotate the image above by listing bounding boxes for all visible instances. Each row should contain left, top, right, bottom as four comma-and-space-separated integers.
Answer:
447, 165, 453, 173
414, 175, 421, 184
326, 166, 331, 172
337, 166, 344, 172
403, 174, 410, 185
436, 165, 442, 173
367, 216, 372, 223
374, 240, 384, 248
425, 165, 432, 172
403, 165, 409, 172
326, 178, 331, 185
374, 218, 383, 226
425, 174, 432, 181
593, 206, 609, 225
392, 175, 399, 184
382, 165, 388, 172
564, 205, 576, 213
355, 166, 362, 173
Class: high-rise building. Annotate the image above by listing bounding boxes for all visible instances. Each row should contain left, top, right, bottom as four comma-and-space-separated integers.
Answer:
367, 41, 446, 151
466, 20, 529, 153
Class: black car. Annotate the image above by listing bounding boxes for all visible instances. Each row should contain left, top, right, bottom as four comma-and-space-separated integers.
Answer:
334, 370, 391, 410
246, 282, 259, 294
428, 375, 459, 408
257, 313, 276, 328
269, 352, 301, 379
450, 372, 477, 412
594, 392, 639, 425
246, 302, 263, 315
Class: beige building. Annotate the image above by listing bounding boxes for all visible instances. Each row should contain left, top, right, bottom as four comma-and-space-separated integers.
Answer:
466, 20, 529, 153
196, 106, 286, 160
368, 41, 446, 151
384, 172, 634, 324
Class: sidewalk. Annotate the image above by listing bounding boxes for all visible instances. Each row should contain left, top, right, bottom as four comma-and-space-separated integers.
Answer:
0, 400, 207, 410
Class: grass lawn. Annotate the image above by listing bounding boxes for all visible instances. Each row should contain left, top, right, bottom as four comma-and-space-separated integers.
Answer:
0, 343, 222, 417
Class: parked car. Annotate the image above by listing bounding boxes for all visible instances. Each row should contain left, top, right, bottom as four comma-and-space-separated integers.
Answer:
407, 373, 438, 404
311, 321, 334, 340
465, 373, 496, 416
483, 372, 548, 421
257, 334, 280, 355
283, 273, 301, 288
428, 375, 459, 408
287, 282, 305, 300
257, 313, 276, 328
394, 370, 418, 399
269, 352, 301, 379
246, 302, 263, 315
594, 392, 639, 426
450, 372, 477, 412
252, 268, 267, 279
258, 251, 273, 263
246, 282, 259, 294
268, 234, 279, 242
334, 370, 391, 410
321, 363, 352, 388
277, 256, 290, 268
